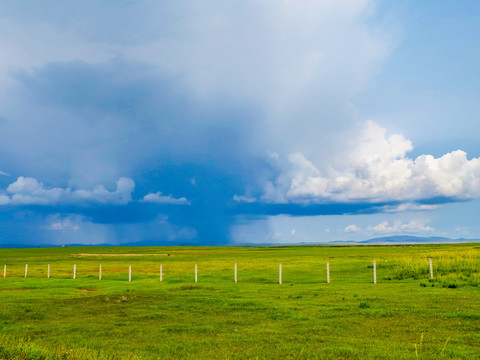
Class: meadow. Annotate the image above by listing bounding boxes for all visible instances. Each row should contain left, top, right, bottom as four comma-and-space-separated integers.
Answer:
0, 244, 479, 359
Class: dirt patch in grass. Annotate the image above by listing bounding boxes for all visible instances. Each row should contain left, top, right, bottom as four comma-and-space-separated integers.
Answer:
169, 285, 218, 291
75, 288, 97, 292
74, 253, 169, 257
0, 288, 30, 292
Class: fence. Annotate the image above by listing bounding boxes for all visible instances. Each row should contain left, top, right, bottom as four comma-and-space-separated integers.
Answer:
2, 258, 438, 284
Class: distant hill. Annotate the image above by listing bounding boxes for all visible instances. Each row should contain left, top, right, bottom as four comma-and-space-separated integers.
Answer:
1, 235, 479, 248
235, 236, 480, 247
358, 235, 478, 245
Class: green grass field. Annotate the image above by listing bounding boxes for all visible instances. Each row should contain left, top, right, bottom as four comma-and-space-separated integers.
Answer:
1, 244, 480, 359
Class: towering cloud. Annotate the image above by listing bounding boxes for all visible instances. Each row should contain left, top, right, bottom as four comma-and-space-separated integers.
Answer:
261, 121, 480, 204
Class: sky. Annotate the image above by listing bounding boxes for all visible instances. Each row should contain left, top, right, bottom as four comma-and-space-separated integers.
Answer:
1, 0, 480, 246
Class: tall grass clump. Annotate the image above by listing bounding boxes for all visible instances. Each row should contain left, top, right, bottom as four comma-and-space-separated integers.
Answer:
379, 249, 480, 286
378, 257, 428, 280
0, 335, 140, 360
434, 251, 480, 277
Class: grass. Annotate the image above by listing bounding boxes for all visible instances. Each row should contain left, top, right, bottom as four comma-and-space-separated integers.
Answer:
0, 244, 479, 359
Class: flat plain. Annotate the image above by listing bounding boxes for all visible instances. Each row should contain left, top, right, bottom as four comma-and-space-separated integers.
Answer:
1, 244, 479, 359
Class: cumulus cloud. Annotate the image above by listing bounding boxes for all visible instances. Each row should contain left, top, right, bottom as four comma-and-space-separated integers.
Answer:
368, 220, 434, 233
1, 176, 134, 206
345, 224, 361, 232
142, 192, 190, 205
263, 121, 480, 204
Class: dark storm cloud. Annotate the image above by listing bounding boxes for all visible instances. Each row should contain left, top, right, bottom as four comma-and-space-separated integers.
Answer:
0, 59, 270, 244
0, 1, 409, 245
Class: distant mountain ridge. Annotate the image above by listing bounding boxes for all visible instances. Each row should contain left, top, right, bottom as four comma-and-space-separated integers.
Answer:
0, 235, 479, 248
237, 235, 480, 247
358, 235, 477, 245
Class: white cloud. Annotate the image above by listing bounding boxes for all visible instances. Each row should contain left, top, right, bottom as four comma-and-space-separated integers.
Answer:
291, 229, 296, 235
0, 170, 10, 176
345, 224, 361, 232
233, 195, 257, 203
368, 220, 434, 233
0, 194, 10, 205
47, 215, 82, 231
371, 221, 390, 232
263, 121, 480, 204
129, 1, 388, 105
0, 17, 117, 87
380, 203, 440, 213
142, 192, 190, 205
1, 176, 134, 205
0, 1, 390, 122
123, 0, 392, 160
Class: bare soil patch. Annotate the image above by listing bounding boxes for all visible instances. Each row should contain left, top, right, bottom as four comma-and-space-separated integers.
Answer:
73, 253, 169, 257
169, 285, 218, 291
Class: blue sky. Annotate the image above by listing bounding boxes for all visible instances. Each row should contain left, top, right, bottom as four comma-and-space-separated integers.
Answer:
0, 1, 480, 245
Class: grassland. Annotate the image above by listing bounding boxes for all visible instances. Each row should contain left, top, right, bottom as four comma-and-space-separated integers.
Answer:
0, 244, 480, 359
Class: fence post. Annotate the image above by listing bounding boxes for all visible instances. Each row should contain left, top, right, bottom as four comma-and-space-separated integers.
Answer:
373, 261, 377, 284
99, 264, 102, 280
160, 264, 163, 282
234, 263, 237, 283
279, 264, 282, 284
25, 264, 28, 278
73, 264, 76, 279
195, 264, 198, 283
429, 258, 433, 278
3, 264, 6, 278
47, 264, 50, 278
327, 262, 330, 284
128, 265, 132, 282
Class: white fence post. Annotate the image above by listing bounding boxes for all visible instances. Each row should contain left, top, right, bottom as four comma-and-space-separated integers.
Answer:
128, 265, 132, 282
279, 264, 282, 284
73, 264, 76, 279
327, 262, 330, 284
429, 258, 433, 278
373, 261, 377, 284
25, 264, 28, 278
99, 264, 102, 280
160, 264, 163, 282
234, 263, 237, 283
195, 264, 198, 283
47, 264, 50, 278
3, 264, 6, 278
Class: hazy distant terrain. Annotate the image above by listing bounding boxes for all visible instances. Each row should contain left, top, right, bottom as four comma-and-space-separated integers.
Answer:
2, 235, 479, 249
